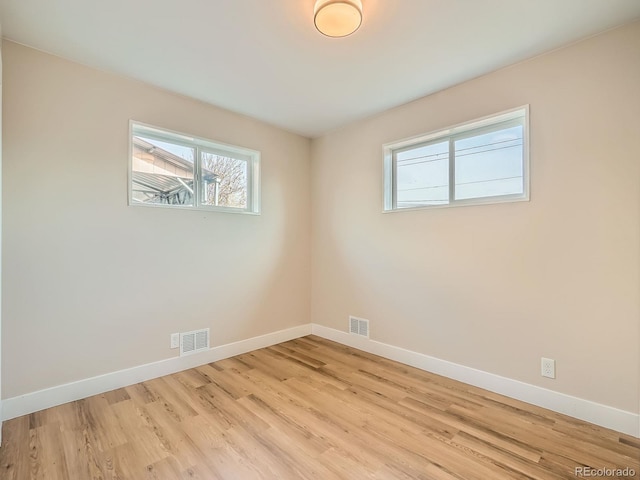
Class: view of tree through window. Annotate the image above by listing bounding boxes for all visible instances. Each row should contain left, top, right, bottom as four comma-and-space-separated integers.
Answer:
130, 122, 259, 213
200, 152, 247, 209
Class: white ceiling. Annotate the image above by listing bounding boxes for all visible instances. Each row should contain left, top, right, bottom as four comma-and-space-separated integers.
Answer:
1, 0, 639, 137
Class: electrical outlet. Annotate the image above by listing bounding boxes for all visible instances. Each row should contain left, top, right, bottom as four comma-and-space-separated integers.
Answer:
541, 357, 555, 378
170, 333, 180, 349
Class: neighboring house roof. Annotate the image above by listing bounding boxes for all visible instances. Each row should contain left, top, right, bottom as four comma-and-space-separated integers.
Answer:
132, 136, 195, 171
131, 136, 217, 203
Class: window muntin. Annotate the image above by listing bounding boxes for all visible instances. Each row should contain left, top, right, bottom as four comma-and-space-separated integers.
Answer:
129, 122, 260, 213
384, 107, 528, 211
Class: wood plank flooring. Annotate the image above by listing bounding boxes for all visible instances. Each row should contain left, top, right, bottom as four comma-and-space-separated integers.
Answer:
1, 335, 638, 479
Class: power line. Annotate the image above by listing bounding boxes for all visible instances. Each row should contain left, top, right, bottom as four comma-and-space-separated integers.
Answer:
456, 142, 522, 159
399, 184, 448, 192
397, 175, 522, 192
397, 138, 522, 167
455, 136, 521, 154
396, 151, 448, 166
457, 175, 521, 186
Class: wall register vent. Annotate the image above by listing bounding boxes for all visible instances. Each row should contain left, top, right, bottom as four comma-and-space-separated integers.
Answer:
180, 328, 210, 356
349, 316, 369, 338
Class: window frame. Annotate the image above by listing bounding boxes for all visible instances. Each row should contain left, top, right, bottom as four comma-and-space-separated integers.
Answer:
129, 121, 260, 214
383, 105, 529, 212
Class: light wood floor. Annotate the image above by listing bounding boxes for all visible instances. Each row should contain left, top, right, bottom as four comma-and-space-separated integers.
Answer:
1, 335, 638, 479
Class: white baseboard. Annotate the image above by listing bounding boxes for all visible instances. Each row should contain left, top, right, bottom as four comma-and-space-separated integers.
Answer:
311, 324, 640, 438
3, 322, 638, 439
2, 324, 312, 421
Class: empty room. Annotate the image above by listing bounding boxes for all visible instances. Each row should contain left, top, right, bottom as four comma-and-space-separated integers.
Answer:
0, 0, 639, 479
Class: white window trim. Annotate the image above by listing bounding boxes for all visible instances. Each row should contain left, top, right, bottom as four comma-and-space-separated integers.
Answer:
128, 121, 261, 214
383, 105, 530, 212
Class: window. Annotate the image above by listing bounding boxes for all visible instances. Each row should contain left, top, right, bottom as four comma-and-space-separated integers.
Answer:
129, 122, 260, 213
383, 106, 529, 211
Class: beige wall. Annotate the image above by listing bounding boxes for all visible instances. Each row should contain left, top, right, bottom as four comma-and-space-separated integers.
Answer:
2, 41, 311, 398
311, 22, 640, 412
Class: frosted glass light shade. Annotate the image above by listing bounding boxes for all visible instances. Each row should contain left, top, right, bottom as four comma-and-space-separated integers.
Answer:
314, 0, 363, 37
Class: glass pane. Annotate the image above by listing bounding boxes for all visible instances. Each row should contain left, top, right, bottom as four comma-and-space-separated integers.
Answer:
454, 125, 524, 200
200, 152, 248, 209
131, 135, 195, 206
395, 141, 449, 208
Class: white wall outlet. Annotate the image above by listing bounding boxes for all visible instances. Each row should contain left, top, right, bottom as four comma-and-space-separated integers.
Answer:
541, 357, 556, 378
170, 333, 180, 349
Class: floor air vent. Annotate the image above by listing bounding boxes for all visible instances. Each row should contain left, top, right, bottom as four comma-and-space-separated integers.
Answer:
349, 316, 369, 338
180, 328, 210, 356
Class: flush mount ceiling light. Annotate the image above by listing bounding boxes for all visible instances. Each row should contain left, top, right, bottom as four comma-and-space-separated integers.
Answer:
314, 0, 363, 38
